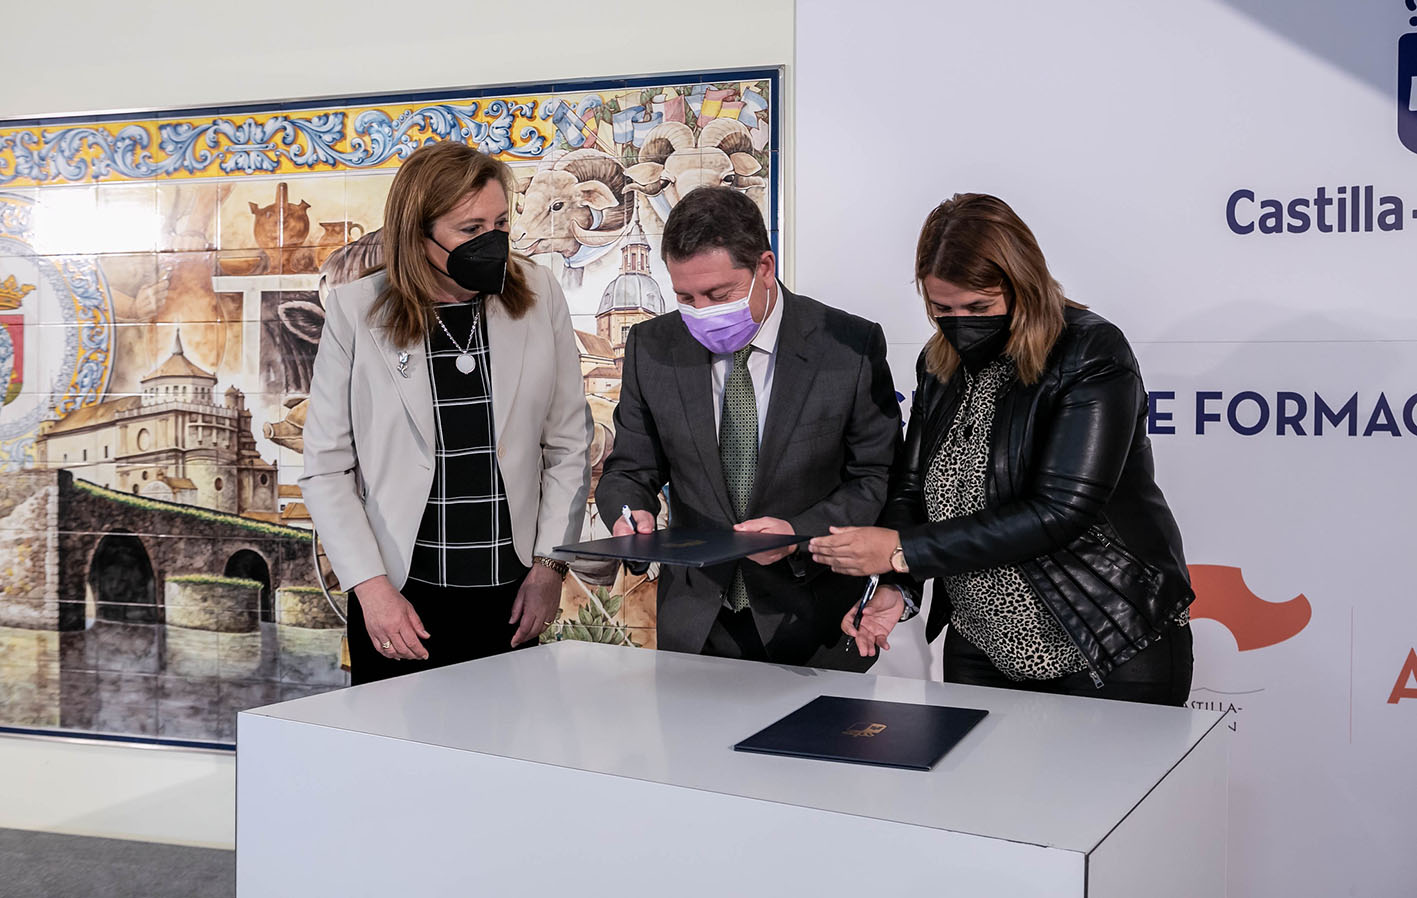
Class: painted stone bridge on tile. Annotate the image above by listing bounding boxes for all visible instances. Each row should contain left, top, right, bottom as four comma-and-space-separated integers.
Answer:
0, 468, 317, 630
0, 469, 344, 741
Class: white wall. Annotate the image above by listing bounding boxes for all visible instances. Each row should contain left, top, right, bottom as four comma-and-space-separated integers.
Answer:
4, 1, 792, 117
1, 0, 796, 848
0, 735, 234, 848
4, 0, 797, 274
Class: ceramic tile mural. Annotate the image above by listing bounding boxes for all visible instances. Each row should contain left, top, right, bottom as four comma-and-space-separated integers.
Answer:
0, 70, 781, 745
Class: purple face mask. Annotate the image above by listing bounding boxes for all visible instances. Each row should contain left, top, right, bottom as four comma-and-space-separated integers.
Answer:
679, 270, 761, 354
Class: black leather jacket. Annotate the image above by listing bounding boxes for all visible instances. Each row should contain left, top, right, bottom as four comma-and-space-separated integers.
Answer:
883, 307, 1193, 685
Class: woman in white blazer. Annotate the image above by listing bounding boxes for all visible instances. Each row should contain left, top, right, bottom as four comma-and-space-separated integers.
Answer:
300, 141, 592, 684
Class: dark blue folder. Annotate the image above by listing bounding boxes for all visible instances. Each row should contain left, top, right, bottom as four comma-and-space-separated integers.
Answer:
734, 696, 988, 771
555, 528, 809, 567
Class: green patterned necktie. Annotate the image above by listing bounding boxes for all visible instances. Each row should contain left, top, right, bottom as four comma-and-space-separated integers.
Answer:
719, 346, 757, 612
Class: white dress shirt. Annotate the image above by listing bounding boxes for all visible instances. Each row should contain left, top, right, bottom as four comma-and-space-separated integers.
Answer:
710, 286, 784, 447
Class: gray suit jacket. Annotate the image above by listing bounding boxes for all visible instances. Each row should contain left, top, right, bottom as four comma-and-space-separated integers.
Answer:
300, 265, 592, 592
596, 287, 902, 666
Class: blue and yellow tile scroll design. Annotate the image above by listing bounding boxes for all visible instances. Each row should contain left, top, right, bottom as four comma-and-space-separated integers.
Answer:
0, 99, 560, 185
0, 76, 776, 187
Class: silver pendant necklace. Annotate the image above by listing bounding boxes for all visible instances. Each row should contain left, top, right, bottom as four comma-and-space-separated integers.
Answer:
431, 299, 483, 374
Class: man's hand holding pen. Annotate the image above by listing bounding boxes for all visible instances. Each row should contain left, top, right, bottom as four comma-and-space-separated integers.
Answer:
613, 504, 656, 536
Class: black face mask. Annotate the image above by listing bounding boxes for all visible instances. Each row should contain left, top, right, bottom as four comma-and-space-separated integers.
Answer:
935, 313, 1012, 373
430, 228, 509, 295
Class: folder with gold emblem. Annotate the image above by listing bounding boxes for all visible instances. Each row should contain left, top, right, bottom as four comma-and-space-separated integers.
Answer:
734, 696, 988, 771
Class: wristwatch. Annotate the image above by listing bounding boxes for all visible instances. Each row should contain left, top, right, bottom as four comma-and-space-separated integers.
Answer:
533, 555, 570, 580
890, 544, 909, 574
886, 541, 919, 621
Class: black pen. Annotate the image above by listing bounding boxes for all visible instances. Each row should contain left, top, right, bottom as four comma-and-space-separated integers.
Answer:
844, 574, 880, 653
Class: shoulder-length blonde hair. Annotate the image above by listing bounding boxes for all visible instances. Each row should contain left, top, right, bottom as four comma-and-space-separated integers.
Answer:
915, 193, 1080, 385
369, 141, 535, 347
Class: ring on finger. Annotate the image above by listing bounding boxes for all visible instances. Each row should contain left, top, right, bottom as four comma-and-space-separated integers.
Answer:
380, 640, 392, 650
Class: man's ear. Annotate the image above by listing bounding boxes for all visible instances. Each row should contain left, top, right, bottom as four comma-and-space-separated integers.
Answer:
759, 250, 777, 283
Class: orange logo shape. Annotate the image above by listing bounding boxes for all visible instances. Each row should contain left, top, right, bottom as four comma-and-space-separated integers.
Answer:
1388, 649, 1417, 704
1188, 565, 1311, 651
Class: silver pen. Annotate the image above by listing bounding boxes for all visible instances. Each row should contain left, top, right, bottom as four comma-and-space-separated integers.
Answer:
620, 504, 637, 533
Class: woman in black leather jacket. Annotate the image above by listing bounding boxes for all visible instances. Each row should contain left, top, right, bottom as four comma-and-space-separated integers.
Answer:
809, 193, 1193, 705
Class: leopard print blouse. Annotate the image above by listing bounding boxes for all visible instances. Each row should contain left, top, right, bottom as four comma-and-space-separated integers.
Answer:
923, 357, 1089, 681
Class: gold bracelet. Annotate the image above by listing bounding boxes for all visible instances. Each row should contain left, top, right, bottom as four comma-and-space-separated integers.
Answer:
533, 555, 569, 579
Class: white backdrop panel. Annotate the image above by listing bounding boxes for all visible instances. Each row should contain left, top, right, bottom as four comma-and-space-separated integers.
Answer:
797, 2, 1417, 896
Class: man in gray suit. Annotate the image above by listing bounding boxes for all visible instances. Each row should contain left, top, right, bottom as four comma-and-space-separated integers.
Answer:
596, 187, 901, 668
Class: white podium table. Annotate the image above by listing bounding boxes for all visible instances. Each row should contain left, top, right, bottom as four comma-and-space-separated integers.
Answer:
237, 642, 1228, 897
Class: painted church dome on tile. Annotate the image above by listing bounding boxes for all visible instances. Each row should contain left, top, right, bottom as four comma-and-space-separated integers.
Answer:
597, 273, 664, 316
596, 217, 664, 317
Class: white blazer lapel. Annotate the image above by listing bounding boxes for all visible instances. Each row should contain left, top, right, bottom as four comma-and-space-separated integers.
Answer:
368, 323, 435, 454
485, 298, 527, 442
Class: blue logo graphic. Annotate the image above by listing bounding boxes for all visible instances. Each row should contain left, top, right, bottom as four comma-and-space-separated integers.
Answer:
1401, 22, 1417, 153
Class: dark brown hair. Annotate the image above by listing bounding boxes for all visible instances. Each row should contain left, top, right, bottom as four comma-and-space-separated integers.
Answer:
370, 141, 534, 347
915, 193, 1080, 384
661, 186, 770, 270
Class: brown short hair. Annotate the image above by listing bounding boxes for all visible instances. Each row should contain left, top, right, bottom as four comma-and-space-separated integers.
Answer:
915, 193, 1081, 385
370, 141, 534, 347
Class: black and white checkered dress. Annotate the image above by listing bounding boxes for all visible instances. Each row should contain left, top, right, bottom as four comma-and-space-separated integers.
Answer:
405, 300, 528, 589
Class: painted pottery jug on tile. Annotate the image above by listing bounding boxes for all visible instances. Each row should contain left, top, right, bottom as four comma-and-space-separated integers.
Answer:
314, 221, 366, 268
249, 182, 311, 250
249, 182, 316, 272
